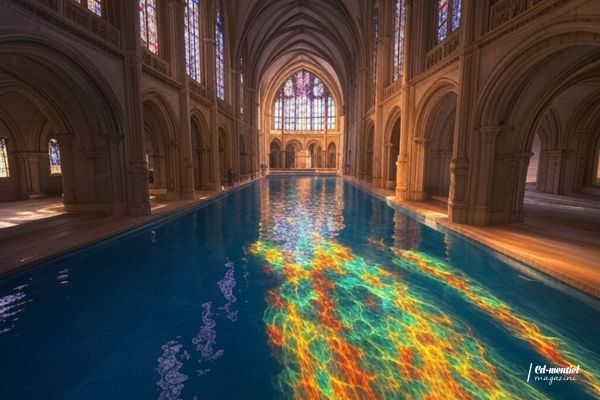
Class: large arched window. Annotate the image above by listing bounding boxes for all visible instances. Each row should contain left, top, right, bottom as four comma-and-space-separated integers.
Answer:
48, 138, 62, 175
437, 0, 461, 42
393, 0, 406, 81
215, 1, 225, 100
139, 0, 159, 54
185, 0, 201, 82
0, 137, 9, 178
272, 70, 336, 131
371, 6, 379, 106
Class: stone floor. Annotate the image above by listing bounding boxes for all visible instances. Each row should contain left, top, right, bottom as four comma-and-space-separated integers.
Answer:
2, 177, 600, 299
0, 179, 259, 277
0, 197, 65, 229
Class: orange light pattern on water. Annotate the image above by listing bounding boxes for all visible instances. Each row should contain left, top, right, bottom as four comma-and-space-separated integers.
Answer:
251, 238, 547, 400
393, 249, 600, 398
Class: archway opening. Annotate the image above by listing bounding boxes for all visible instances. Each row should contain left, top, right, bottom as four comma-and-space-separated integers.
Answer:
270, 139, 281, 168
191, 117, 211, 191
386, 117, 401, 189
0, 43, 124, 226
480, 42, 600, 230
362, 125, 374, 181
327, 142, 337, 169
285, 141, 300, 169
308, 143, 323, 168
526, 134, 542, 189
425, 93, 456, 200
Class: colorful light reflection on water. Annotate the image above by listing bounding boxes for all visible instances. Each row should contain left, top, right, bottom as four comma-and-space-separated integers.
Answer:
1, 177, 599, 399
251, 178, 600, 399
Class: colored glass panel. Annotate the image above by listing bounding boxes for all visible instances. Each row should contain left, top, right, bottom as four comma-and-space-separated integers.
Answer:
48, 138, 62, 175
0, 137, 9, 178
140, 0, 159, 54
272, 70, 336, 132
185, 0, 201, 82
393, 0, 406, 81
216, 2, 225, 100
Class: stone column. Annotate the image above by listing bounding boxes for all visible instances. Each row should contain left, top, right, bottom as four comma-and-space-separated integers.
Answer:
472, 126, 503, 225
204, 28, 221, 190
166, 141, 180, 200
372, 35, 390, 187
119, 1, 150, 215
507, 152, 532, 223
572, 130, 594, 193
173, 0, 195, 199
449, 0, 477, 224
102, 133, 126, 216
411, 138, 430, 201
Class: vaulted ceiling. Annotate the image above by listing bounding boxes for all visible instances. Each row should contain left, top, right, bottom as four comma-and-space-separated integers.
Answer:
228, 0, 370, 101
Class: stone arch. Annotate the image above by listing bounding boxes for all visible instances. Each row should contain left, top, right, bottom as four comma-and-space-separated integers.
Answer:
307, 140, 323, 168
142, 92, 179, 199
285, 140, 302, 169
327, 142, 337, 169
413, 82, 458, 200
0, 35, 126, 214
473, 26, 600, 224
190, 111, 211, 190
269, 138, 282, 169
384, 107, 401, 189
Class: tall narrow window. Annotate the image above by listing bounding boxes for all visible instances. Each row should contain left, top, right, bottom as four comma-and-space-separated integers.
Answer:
48, 139, 62, 175
215, 1, 225, 100
451, 0, 462, 31
272, 70, 336, 131
185, 0, 201, 82
371, 7, 379, 107
437, 0, 461, 42
393, 0, 407, 81
139, 0, 159, 54
85, 0, 103, 16
0, 137, 9, 177
239, 57, 244, 116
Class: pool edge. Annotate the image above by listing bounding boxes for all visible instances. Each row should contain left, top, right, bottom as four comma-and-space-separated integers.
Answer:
343, 177, 600, 304
0, 178, 263, 279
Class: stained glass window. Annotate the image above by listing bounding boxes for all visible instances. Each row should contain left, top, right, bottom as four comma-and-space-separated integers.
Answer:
393, 0, 406, 81
371, 7, 379, 106
80, 0, 104, 17
0, 138, 9, 178
48, 138, 62, 175
437, 0, 461, 43
272, 70, 336, 131
185, 0, 201, 82
452, 0, 462, 31
239, 57, 244, 116
139, 0, 159, 54
215, 1, 225, 100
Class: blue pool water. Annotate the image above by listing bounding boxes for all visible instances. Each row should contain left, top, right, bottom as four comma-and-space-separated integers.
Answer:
1, 177, 599, 399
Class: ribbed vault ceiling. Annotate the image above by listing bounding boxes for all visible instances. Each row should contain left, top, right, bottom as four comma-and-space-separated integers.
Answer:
231, 0, 367, 101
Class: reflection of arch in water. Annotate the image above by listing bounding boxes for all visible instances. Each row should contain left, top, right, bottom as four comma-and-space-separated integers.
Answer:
285, 140, 301, 169
270, 139, 281, 168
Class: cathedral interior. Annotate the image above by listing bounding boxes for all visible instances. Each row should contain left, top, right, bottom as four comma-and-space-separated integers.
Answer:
1, 0, 600, 399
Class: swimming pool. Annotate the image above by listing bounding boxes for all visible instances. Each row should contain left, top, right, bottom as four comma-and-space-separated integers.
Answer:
1, 177, 599, 399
